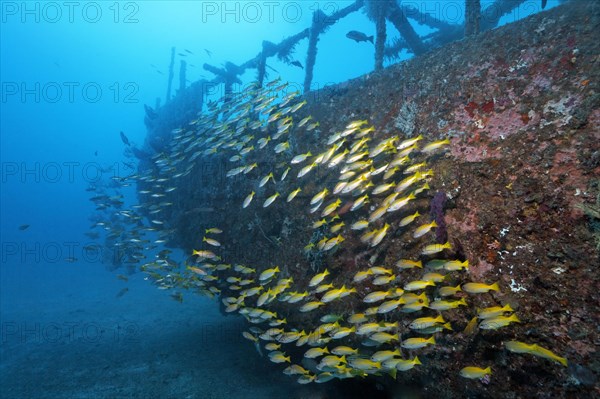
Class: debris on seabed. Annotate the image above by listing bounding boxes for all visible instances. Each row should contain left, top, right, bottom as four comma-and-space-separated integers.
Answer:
510, 279, 527, 292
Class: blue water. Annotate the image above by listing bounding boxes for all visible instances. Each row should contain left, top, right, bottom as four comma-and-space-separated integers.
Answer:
1, 1, 561, 398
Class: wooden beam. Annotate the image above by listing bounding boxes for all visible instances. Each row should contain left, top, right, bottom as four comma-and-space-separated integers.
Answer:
465, 0, 481, 36
387, 1, 427, 56
165, 47, 175, 103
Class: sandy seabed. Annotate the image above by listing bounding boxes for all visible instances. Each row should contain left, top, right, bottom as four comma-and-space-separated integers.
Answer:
0, 265, 335, 399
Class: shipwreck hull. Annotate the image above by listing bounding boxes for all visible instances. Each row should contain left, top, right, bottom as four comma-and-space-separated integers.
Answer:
141, 2, 599, 397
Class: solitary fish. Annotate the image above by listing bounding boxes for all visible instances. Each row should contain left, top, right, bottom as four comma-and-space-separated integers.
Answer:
297, 374, 315, 384
443, 259, 469, 271
259, 266, 280, 282
331, 346, 358, 356
505, 341, 536, 354
203, 236, 221, 247
287, 188, 301, 202
346, 30, 373, 44
505, 341, 567, 367
399, 211, 420, 227
350, 195, 369, 211
299, 301, 325, 312
290, 60, 304, 69
413, 221, 438, 238
370, 223, 390, 247
401, 336, 435, 349
119, 131, 130, 146
477, 304, 513, 319
263, 192, 280, 208
363, 291, 389, 303
187, 266, 207, 276
279, 167, 291, 182
349, 358, 382, 371
429, 298, 467, 311
422, 138, 451, 153
309, 269, 330, 287
404, 280, 435, 291
460, 366, 492, 379
396, 259, 422, 269
269, 352, 291, 363
274, 141, 290, 153
463, 317, 478, 335
377, 298, 404, 313
311, 188, 329, 205
421, 242, 452, 255
298, 162, 317, 178
409, 315, 445, 330
291, 152, 312, 164
243, 191, 255, 208
395, 356, 422, 371
479, 314, 521, 330
305, 347, 329, 358
323, 235, 345, 251
463, 282, 499, 294
259, 173, 274, 187
192, 249, 218, 259
370, 332, 399, 344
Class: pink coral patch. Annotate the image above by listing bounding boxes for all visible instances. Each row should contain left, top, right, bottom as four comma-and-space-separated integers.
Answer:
468, 259, 495, 280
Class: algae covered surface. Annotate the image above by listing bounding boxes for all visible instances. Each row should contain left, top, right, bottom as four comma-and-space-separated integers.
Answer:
131, 2, 599, 398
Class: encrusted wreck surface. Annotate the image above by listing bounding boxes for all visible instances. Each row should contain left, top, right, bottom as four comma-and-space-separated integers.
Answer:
142, 2, 599, 398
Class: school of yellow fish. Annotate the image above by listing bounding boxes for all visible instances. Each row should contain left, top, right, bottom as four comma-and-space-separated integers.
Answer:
119, 78, 567, 385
